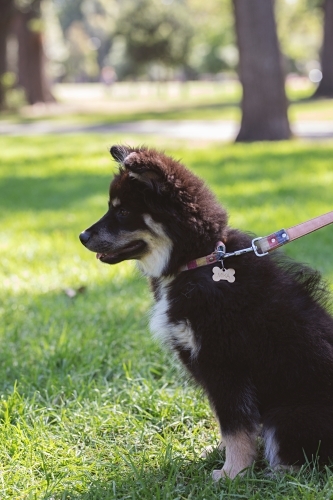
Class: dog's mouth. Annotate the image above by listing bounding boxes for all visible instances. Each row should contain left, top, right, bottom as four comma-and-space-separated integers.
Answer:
96, 240, 147, 264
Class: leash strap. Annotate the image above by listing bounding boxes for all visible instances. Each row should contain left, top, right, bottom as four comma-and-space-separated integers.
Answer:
255, 210, 333, 256
180, 210, 333, 272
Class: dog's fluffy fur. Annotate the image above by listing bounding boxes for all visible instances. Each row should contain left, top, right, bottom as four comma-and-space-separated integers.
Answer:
80, 145, 333, 479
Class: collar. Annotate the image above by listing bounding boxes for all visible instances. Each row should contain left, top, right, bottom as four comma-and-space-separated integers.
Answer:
179, 241, 227, 272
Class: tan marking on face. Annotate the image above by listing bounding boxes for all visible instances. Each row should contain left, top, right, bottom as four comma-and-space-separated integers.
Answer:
111, 197, 121, 207
212, 431, 257, 480
128, 172, 141, 181
87, 212, 172, 277
136, 214, 173, 278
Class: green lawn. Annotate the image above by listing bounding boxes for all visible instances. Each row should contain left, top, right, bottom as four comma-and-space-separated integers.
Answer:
2, 80, 333, 125
1, 135, 333, 499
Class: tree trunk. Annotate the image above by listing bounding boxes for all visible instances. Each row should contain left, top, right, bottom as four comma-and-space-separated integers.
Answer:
313, 0, 333, 98
14, 0, 54, 105
0, 0, 14, 108
233, 0, 291, 142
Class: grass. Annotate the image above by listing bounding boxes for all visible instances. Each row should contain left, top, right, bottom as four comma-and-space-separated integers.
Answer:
1, 134, 333, 499
2, 79, 333, 125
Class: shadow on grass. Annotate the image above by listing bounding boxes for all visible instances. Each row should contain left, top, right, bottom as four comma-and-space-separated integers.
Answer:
3, 99, 241, 125
0, 173, 113, 212
2, 94, 330, 130
1, 145, 333, 214
43, 449, 333, 500
79, 99, 241, 125
43, 449, 227, 500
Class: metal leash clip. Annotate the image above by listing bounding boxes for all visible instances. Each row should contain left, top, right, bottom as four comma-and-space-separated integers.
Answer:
251, 236, 269, 257
215, 242, 227, 260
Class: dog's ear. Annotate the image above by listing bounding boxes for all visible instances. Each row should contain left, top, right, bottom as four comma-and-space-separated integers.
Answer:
123, 150, 164, 188
110, 145, 161, 183
111, 146, 172, 190
110, 145, 132, 163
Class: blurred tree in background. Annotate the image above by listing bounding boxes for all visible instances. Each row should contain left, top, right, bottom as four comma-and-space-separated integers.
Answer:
313, 0, 333, 97
50, 0, 327, 84
54, 0, 232, 82
1, 0, 54, 106
0, 0, 331, 113
276, 0, 323, 75
0, 0, 14, 108
233, 0, 291, 141
187, 0, 235, 77
113, 0, 193, 80
56, 0, 119, 82
13, 0, 54, 104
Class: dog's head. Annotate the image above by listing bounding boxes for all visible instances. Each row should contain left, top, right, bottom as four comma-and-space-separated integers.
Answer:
80, 145, 228, 277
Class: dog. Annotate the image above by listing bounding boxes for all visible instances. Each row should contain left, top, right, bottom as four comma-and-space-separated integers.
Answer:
80, 145, 333, 480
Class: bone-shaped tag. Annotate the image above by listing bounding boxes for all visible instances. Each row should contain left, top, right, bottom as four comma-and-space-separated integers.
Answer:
212, 266, 236, 283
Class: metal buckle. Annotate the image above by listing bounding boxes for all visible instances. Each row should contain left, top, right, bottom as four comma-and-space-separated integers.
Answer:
215, 242, 226, 260
252, 237, 268, 257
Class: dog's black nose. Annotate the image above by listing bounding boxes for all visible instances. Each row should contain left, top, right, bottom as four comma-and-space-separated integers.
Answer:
79, 230, 91, 244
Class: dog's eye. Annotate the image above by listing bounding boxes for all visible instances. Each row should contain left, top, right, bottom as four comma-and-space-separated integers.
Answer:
118, 207, 130, 218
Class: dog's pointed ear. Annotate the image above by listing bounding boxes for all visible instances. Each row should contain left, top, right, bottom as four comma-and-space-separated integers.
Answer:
122, 150, 164, 188
110, 145, 132, 163
110, 146, 170, 190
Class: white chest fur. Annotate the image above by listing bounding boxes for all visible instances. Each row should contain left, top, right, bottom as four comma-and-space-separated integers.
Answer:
149, 278, 199, 358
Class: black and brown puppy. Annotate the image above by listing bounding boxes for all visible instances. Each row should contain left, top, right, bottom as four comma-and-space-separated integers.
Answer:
80, 145, 333, 480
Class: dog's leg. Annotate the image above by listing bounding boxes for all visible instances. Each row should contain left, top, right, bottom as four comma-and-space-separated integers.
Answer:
212, 430, 257, 480
263, 405, 333, 469
201, 367, 259, 479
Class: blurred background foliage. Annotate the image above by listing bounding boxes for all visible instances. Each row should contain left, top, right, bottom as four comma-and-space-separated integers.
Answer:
276, 0, 323, 75
48, 0, 234, 82
1, 0, 332, 143
50, 0, 324, 83
1, 0, 325, 88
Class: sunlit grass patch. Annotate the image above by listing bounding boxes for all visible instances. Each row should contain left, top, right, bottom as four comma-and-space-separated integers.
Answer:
2, 80, 333, 126
0, 135, 333, 498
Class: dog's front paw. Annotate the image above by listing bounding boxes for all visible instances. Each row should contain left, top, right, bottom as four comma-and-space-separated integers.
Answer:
212, 465, 245, 481
212, 469, 225, 482
212, 467, 235, 481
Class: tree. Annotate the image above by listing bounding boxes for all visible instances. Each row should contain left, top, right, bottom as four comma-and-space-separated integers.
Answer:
13, 0, 54, 104
275, 0, 323, 75
80, 0, 119, 75
233, 0, 291, 142
114, 0, 193, 78
55, 0, 119, 82
313, 0, 333, 97
0, 0, 14, 108
57, 0, 84, 33
186, 0, 236, 76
